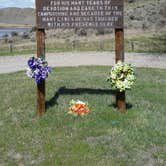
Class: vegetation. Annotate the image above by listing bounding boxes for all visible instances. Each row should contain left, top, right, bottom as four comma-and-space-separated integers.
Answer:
0, 0, 165, 56
0, 23, 31, 28
0, 66, 166, 165
0, 32, 166, 56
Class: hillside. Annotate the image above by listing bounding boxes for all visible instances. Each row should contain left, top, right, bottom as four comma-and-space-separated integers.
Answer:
0, 0, 165, 32
0, 0, 166, 32
0, 7, 35, 25
124, 0, 166, 32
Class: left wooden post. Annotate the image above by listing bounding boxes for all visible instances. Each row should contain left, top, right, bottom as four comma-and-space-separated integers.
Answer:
36, 28, 45, 115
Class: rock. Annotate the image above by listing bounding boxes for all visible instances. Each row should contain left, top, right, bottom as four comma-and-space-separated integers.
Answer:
127, 0, 136, 3
13, 153, 23, 162
157, 19, 166, 27
96, 28, 105, 35
75, 28, 87, 36
129, 15, 135, 20
159, 6, 166, 18
126, 1, 166, 30
21, 32, 30, 39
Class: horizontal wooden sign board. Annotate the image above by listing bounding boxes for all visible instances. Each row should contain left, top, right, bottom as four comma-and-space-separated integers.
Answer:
36, 0, 123, 29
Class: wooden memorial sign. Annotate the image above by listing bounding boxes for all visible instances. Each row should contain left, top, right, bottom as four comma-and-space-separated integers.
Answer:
35, 0, 125, 115
36, 0, 123, 29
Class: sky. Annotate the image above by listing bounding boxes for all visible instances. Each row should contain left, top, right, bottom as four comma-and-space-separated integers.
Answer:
0, 0, 35, 8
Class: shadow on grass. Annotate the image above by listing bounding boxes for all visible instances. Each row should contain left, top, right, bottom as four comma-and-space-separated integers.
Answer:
46, 86, 116, 110
109, 103, 133, 110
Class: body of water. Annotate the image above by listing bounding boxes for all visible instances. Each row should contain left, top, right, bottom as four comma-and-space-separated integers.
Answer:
0, 28, 30, 37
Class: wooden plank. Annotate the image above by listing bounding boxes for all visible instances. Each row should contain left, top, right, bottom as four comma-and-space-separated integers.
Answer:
115, 28, 126, 113
36, 0, 123, 29
36, 29, 45, 115
115, 28, 124, 62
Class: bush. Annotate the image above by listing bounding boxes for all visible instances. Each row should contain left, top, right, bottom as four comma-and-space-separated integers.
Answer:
11, 31, 18, 37
75, 28, 87, 36
22, 32, 30, 39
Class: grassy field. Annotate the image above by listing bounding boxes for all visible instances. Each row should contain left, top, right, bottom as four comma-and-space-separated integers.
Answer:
0, 31, 166, 56
0, 66, 166, 165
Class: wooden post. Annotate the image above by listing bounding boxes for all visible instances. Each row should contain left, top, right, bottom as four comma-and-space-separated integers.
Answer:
9, 43, 13, 53
36, 28, 45, 115
8, 40, 13, 53
115, 28, 126, 113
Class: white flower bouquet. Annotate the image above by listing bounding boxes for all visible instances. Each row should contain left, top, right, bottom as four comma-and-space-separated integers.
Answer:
107, 61, 136, 92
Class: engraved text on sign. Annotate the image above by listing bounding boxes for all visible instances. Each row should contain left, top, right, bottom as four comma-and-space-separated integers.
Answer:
36, 0, 123, 29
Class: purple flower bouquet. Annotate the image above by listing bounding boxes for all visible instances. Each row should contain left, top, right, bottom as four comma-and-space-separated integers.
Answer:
26, 57, 51, 84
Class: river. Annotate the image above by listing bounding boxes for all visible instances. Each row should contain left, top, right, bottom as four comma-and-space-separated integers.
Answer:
0, 28, 30, 37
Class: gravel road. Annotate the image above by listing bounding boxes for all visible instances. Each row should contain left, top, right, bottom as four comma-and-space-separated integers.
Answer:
0, 52, 165, 74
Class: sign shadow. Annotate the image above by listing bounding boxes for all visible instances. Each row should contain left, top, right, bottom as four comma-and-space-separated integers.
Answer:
108, 103, 133, 110
46, 86, 116, 110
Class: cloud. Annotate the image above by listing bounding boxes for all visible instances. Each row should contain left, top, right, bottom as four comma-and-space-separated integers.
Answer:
0, 0, 35, 8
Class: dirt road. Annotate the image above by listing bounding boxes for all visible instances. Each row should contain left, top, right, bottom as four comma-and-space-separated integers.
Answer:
0, 52, 165, 74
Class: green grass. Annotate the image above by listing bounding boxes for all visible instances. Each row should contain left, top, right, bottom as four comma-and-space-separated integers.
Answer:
0, 66, 166, 165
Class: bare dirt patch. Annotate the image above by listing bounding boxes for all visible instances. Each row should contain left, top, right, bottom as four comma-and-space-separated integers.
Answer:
0, 52, 165, 74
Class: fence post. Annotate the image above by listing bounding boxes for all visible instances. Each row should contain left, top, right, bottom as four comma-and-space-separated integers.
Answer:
8, 40, 13, 53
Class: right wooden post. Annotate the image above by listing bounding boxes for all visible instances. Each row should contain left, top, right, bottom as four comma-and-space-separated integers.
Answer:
115, 28, 126, 113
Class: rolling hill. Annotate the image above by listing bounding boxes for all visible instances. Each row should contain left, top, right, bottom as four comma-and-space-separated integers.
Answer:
0, 7, 35, 25
0, 0, 165, 31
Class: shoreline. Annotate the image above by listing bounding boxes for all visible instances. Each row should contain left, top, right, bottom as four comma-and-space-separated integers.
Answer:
0, 23, 33, 28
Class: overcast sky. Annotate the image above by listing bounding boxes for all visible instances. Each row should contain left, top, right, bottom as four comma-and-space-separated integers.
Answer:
0, 0, 35, 8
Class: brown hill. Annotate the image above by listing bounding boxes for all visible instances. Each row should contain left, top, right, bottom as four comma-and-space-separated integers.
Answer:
0, 0, 165, 32
0, 7, 35, 25
125, 0, 166, 32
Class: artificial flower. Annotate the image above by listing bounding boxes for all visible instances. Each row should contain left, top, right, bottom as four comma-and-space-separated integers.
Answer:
107, 61, 136, 92
26, 56, 51, 84
69, 99, 89, 116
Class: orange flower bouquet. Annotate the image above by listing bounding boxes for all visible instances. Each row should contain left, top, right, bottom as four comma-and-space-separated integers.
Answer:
69, 99, 89, 116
